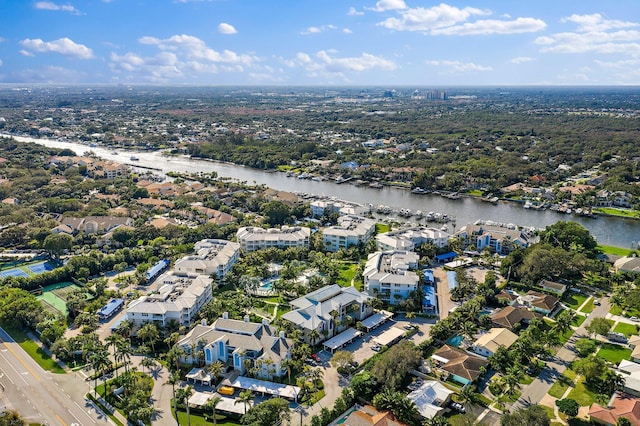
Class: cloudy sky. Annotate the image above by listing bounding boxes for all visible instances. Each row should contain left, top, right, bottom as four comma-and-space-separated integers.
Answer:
1, 0, 639, 85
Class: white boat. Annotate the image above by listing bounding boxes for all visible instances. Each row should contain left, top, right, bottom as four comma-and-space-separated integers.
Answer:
130, 156, 139, 161
524, 201, 532, 209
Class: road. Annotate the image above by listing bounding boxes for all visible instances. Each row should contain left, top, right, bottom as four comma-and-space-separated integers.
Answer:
0, 326, 112, 426
512, 297, 611, 411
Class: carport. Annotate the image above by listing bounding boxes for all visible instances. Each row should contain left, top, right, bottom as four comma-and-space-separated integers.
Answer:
360, 311, 393, 332
323, 328, 362, 353
373, 327, 406, 347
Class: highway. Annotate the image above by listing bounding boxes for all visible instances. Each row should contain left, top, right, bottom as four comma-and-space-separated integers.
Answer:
0, 326, 111, 426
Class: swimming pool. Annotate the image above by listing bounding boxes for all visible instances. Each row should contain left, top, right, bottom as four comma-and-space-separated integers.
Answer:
446, 335, 464, 347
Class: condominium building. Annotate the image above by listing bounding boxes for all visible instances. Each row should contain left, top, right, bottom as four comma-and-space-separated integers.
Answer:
363, 250, 420, 305
322, 215, 376, 252
174, 239, 241, 279
455, 223, 531, 255
376, 226, 451, 251
236, 226, 310, 252
126, 271, 213, 328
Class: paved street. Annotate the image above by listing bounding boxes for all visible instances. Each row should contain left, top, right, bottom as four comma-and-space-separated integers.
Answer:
0, 326, 111, 426
512, 297, 612, 411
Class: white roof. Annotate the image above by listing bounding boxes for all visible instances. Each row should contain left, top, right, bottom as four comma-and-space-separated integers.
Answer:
361, 311, 392, 329
407, 381, 453, 419
374, 327, 406, 346
323, 328, 362, 350
228, 376, 301, 399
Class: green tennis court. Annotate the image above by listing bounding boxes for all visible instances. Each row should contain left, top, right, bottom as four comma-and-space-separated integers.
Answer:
37, 291, 68, 316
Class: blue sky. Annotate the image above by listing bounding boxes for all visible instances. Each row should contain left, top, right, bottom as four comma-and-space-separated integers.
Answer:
1, 0, 639, 85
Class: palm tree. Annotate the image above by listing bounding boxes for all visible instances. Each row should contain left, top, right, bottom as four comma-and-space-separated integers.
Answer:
235, 389, 253, 415
308, 329, 321, 346
405, 311, 416, 320
89, 350, 111, 398
140, 356, 157, 374
138, 322, 160, 354
203, 396, 221, 426
177, 385, 194, 426
457, 385, 477, 407
308, 368, 324, 390
281, 358, 294, 384
207, 361, 225, 385
166, 373, 180, 419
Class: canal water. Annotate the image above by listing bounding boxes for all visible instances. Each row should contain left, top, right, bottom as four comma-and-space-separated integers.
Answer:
9, 134, 640, 249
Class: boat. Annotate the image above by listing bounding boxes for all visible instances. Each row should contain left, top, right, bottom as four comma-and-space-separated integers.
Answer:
426, 212, 435, 221
523, 201, 532, 209
415, 210, 423, 218
369, 182, 383, 189
130, 156, 139, 161
110, 151, 118, 155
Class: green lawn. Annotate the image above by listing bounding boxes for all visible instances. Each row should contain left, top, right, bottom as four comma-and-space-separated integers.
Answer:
375, 223, 390, 233
579, 298, 595, 314
613, 322, 638, 337
548, 369, 576, 399
563, 293, 587, 310
336, 263, 359, 288
598, 244, 636, 256
1, 324, 66, 374
593, 207, 640, 219
571, 315, 586, 327
597, 343, 632, 363
567, 376, 598, 407
175, 410, 240, 426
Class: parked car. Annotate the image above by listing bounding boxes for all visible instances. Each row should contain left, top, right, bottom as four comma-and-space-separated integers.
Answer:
631, 317, 639, 322
449, 402, 466, 413
311, 353, 322, 362
594, 299, 601, 306
371, 344, 382, 352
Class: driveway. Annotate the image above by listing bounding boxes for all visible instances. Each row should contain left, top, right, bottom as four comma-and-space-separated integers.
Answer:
512, 297, 611, 411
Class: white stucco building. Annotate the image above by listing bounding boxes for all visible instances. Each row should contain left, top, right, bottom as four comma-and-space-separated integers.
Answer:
322, 215, 376, 252
236, 226, 310, 252
174, 239, 241, 278
363, 250, 420, 305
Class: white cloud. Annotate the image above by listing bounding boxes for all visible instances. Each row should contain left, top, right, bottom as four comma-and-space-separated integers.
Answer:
347, 7, 364, 16
0, 59, 2, 67
378, 3, 489, 32
285, 50, 396, 79
218, 23, 237, 35
343, 28, 353, 34
34, 2, 80, 14
376, 3, 544, 36
138, 34, 256, 65
368, 0, 407, 12
300, 24, 338, 35
19, 37, 93, 59
511, 56, 534, 64
563, 13, 637, 32
432, 17, 546, 35
426, 60, 492, 72
19, 50, 35, 57
535, 14, 640, 57
109, 51, 183, 82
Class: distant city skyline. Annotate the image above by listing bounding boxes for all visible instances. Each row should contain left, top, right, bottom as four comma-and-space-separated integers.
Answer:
1, 0, 639, 85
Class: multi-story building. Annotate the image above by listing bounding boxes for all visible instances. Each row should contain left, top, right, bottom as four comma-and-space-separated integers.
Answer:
322, 215, 376, 252
126, 271, 213, 328
376, 226, 451, 251
363, 250, 420, 305
281, 284, 372, 344
454, 223, 531, 255
176, 313, 292, 379
236, 226, 310, 252
174, 239, 240, 279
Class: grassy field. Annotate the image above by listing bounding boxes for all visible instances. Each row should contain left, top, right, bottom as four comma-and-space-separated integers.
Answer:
548, 369, 576, 399
563, 293, 587, 310
598, 244, 636, 256
613, 322, 638, 337
336, 263, 359, 289
1, 324, 66, 374
571, 315, 586, 327
175, 411, 240, 426
579, 298, 595, 313
594, 207, 640, 219
597, 343, 632, 363
567, 376, 598, 407
375, 223, 391, 233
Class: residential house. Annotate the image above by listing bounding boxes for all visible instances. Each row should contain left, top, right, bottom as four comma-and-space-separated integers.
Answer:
330, 405, 406, 426
471, 328, 519, 358
262, 188, 299, 207
617, 360, 640, 397
236, 226, 310, 252
323, 215, 376, 252
136, 198, 175, 212
518, 291, 559, 315
176, 314, 293, 380
192, 205, 236, 226
174, 239, 241, 279
615, 257, 640, 275
431, 345, 489, 385
539, 280, 567, 296
589, 392, 640, 425
407, 381, 454, 419
363, 250, 419, 305
376, 226, 451, 251
454, 223, 531, 255
126, 271, 213, 329
490, 306, 541, 330
61, 216, 134, 234
281, 285, 372, 344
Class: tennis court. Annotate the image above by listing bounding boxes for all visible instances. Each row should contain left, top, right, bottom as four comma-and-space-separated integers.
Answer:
36, 282, 87, 316
27, 261, 56, 274
0, 268, 29, 278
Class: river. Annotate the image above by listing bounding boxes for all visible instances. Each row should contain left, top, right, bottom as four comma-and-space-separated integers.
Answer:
7, 134, 640, 249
